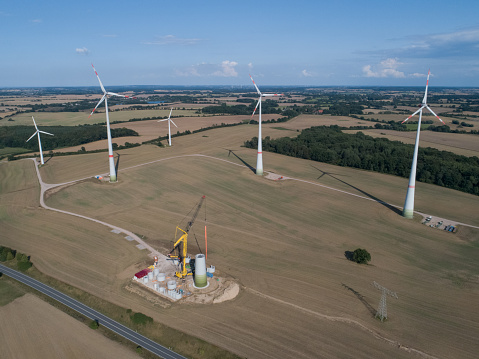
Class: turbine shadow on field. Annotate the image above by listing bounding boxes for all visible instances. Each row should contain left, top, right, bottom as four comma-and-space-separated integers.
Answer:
115, 152, 121, 179
342, 283, 376, 317
224, 148, 256, 173
310, 165, 401, 215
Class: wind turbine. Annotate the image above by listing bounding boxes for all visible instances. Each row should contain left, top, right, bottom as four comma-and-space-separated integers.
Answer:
158, 108, 177, 146
401, 70, 444, 219
26, 116, 53, 165
89, 64, 134, 182
249, 74, 283, 176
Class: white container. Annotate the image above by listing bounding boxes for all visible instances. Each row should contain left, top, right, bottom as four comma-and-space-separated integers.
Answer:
143, 276, 149, 284
148, 272, 154, 280
167, 280, 177, 290
185, 256, 191, 264
153, 268, 160, 276
207, 265, 216, 273
157, 273, 166, 282
159, 287, 166, 294
173, 259, 179, 265
154, 283, 159, 291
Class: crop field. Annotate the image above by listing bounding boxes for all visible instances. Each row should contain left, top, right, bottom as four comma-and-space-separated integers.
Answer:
0, 294, 137, 359
19, 124, 477, 358
1, 108, 200, 127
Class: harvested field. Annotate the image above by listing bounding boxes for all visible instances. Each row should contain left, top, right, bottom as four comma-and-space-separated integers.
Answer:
4, 123, 479, 359
1, 108, 198, 127
41, 126, 479, 358
272, 114, 371, 130
343, 129, 479, 157
0, 294, 137, 359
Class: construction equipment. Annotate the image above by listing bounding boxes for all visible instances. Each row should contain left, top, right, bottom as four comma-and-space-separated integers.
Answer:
168, 195, 205, 279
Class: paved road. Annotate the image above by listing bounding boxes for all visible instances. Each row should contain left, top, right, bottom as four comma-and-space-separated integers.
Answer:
0, 264, 187, 359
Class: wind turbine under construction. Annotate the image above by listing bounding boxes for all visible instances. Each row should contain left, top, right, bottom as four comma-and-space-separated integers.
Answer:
89, 64, 134, 183
26, 116, 53, 165
402, 70, 444, 218
249, 75, 283, 176
158, 108, 178, 146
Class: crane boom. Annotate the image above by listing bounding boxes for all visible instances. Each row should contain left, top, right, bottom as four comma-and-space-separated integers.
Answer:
168, 195, 206, 279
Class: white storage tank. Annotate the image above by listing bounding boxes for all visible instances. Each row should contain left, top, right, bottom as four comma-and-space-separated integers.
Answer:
153, 268, 160, 276
148, 272, 154, 280
143, 276, 149, 284
157, 273, 166, 282
167, 280, 177, 290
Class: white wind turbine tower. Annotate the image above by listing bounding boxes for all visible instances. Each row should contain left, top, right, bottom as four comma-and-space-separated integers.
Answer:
249, 74, 283, 176
402, 70, 444, 218
26, 116, 53, 165
89, 64, 134, 183
158, 108, 178, 146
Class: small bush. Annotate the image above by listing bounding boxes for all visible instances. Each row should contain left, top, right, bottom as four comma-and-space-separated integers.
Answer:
89, 320, 99, 329
352, 248, 371, 264
131, 312, 153, 325
17, 261, 33, 271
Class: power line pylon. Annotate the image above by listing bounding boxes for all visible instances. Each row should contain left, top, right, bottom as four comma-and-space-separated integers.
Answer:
372, 281, 398, 322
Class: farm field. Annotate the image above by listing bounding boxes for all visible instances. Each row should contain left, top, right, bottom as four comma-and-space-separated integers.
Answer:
32, 125, 479, 358
343, 129, 479, 157
0, 108, 200, 127
0, 294, 137, 359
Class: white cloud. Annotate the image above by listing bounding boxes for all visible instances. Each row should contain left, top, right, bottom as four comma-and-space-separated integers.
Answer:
142, 35, 201, 45
301, 69, 313, 77
75, 47, 90, 55
248, 62, 253, 69
175, 60, 239, 78
362, 58, 405, 78
213, 61, 238, 77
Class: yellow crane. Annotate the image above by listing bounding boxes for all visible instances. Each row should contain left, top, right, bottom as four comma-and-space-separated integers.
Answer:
168, 195, 205, 279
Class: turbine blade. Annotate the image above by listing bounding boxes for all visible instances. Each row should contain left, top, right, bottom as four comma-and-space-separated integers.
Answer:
263, 93, 283, 97
32, 116, 39, 130
425, 105, 445, 124
91, 64, 106, 93
88, 94, 106, 118
170, 119, 178, 128
168, 108, 173, 120
249, 74, 261, 95
107, 92, 127, 98
26, 131, 38, 142
157, 119, 168, 122
422, 69, 430, 104
39, 130, 54, 136
251, 98, 260, 118
401, 107, 422, 124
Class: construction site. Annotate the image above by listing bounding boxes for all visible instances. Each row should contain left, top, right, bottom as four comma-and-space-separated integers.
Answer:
131, 195, 238, 303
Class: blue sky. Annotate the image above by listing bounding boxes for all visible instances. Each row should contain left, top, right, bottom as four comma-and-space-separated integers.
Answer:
1, 0, 478, 87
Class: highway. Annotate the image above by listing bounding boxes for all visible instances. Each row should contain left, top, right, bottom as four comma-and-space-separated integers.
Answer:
0, 264, 187, 359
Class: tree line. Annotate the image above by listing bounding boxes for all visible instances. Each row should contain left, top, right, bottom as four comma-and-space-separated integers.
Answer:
0, 125, 138, 151
244, 126, 479, 195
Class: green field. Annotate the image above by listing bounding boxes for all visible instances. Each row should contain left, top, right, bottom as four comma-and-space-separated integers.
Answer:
0, 277, 25, 306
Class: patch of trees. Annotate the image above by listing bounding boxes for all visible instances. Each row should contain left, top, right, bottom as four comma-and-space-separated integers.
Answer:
131, 312, 153, 325
0, 246, 33, 271
244, 126, 479, 195
0, 125, 138, 151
